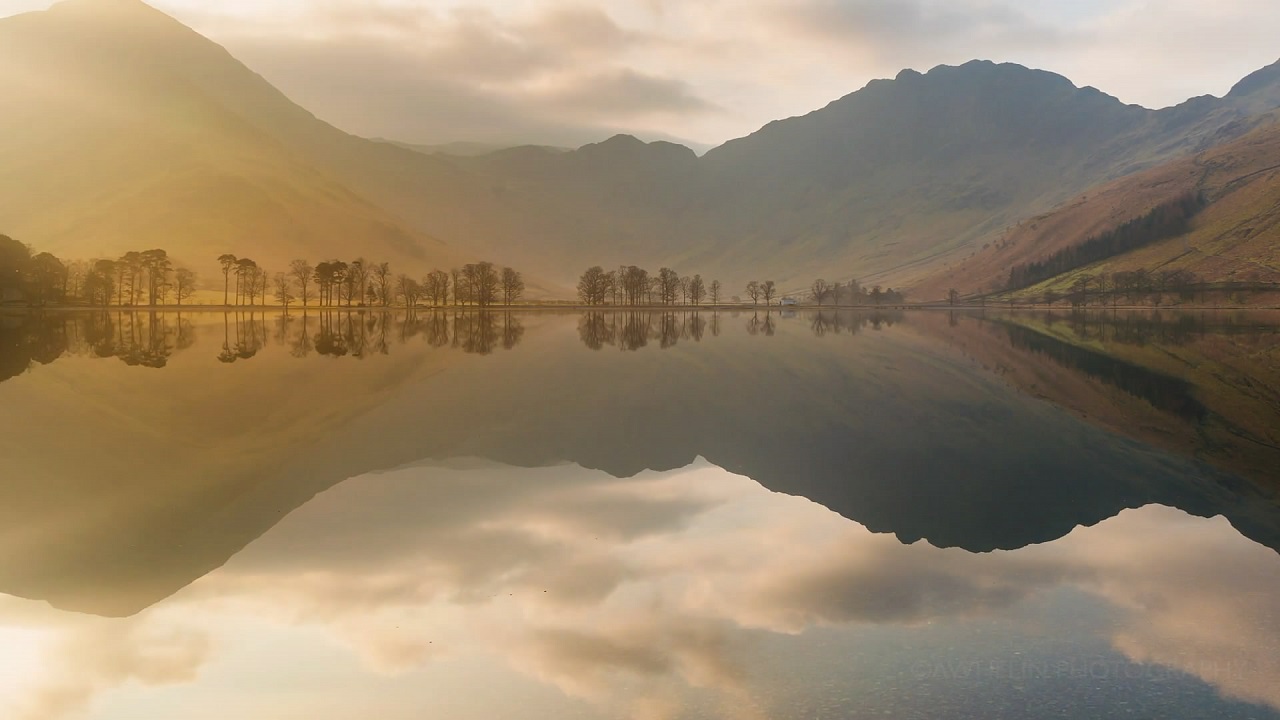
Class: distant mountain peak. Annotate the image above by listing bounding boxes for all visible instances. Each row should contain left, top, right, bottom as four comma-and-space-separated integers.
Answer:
1228, 58, 1280, 97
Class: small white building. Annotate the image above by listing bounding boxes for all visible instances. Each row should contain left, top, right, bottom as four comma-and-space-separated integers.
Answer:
779, 297, 798, 307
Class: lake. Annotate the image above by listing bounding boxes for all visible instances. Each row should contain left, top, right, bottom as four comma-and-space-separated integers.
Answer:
1, 308, 1278, 719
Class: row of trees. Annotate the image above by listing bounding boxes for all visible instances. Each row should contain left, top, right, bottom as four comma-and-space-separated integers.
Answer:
0, 234, 529, 310
803, 278, 906, 307
578, 267, 910, 308
0, 236, 200, 307
1005, 192, 1206, 291
254, 257, 525, 311
1048, 269, 1201, 307
578, 266, 723, 307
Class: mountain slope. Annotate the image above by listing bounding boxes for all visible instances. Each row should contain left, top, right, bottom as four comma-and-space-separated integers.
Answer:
4, 0, 1280, 295
434, 61, 1280, 292
0, 0, 454, 275
915, 114, 1280, 300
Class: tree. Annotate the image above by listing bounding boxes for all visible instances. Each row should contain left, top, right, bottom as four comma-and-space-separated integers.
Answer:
141, 249, 171, 306
464, 261, 500, 307
709, 280, 721, 305
66, 259, 89, 302
810, 279, 831, 306
689, 274, 706, 306
218, 254, 237, 306
28, 252, 66, 305
658, 267, 680, 305
373, 262, 393, 307
345, 258, 369, 307
424, 269, 450, 306
746, 281, 761, 305
451, 268, 463, 306
120, 251, 144, 305
870, 285, 884, 306
175, 268, 198, 306
273, 272, 296, 311
235, 258, 258, 306
85, 259, 117, 306
501, 267, 525, 306
0, 235, 30, 297
761, 280, 777, 306
397, 274, 421, 307
290, 260, 314, 307
579, 266, 609, 305
947, 288, 961, 306
329, 261, 349, 306
621, 266, 649, 306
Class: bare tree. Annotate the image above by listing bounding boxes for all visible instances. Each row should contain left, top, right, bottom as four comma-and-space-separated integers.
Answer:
658, 267, 681, 305
761, 280, 777, 306
424, 269, 450, 306
290, 260, 314, 307
621, 266, 649, 306
947, 288, 961, 306
810, 279, 831, 306
397, 274, 421, 308
273, 272, 295, 311
746, 281, 761, 305
373, 262, 393, 307
175, 268, 198, 306
829, 281, 844, 307
709, 279, 721, 305
578, 266, 610, 305
501, 267, 525, 306
464, 261, 500, 307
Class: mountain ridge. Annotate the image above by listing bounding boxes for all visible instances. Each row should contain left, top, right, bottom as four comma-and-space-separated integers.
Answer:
3, 0, 1280, 296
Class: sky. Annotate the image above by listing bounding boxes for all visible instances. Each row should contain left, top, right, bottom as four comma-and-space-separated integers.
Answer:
5, 0, 1280, 149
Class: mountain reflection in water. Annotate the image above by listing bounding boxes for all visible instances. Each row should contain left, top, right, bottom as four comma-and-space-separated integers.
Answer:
0, 309, 1277, 719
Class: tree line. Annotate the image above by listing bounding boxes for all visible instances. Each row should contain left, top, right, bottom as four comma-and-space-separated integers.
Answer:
578, 267, 906, 308
0, 236, 199, 308
578, 266, 722, 306
227, 256, 526, 310
0, 234, 527, 310
801, 278, 906, 307
229, 256, 525, 310
1005, 192, 1206, 292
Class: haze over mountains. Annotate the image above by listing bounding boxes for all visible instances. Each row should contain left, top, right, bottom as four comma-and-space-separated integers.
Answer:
2, 0, 1280, 298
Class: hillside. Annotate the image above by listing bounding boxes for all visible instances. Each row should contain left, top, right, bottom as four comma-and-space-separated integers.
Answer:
915, 115, 1280, 301
0, 0, 456, 278
4, 0, 1280, 295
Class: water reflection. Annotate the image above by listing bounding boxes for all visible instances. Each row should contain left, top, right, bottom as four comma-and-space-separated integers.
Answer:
1, 309, 1279, 718
0, 462, 1277, 720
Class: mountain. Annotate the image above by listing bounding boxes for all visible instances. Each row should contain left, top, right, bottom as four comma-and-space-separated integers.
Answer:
3, 0, 1280, 294
0, 0, 456, 275
915, 113, 1280, 300
404, 60, 1280, 292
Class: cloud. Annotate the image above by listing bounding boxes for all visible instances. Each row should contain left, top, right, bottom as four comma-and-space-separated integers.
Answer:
12, 615, 210, 720
193, 2, 716, 146
4, 461, 1279, 718
7, 0, 1280, 145
538, 69, 721, 119
772, 0, 1068, 56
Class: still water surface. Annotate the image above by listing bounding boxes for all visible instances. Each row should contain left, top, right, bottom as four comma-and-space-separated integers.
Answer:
0, 309, 1278, 719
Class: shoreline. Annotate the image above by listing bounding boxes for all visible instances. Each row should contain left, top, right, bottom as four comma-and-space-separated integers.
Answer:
3, 303, 1279, 313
